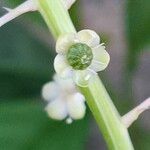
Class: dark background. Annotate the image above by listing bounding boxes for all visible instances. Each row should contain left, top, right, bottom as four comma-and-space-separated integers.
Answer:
0, 0, 149, 149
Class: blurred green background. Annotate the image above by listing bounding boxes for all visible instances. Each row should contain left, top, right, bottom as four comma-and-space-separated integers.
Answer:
0, 0, 149, 150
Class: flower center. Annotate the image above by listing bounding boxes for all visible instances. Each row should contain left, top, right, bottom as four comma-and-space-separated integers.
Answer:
67, 43, 93, 70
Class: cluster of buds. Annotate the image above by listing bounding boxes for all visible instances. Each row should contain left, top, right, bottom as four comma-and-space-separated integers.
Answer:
42, 74, 86, 124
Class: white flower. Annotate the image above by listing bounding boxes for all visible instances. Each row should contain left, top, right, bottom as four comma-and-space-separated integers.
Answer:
54, 29, 110, 87
42, 74, 86, 123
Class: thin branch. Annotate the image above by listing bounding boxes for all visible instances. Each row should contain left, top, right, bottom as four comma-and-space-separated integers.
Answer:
0, 0, 37, 27
0, 0, 76, 28
122, 97, 150, 128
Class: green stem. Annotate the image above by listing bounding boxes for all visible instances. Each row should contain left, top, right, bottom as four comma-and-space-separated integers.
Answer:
79, 76, 134, 149
37, 0, 76, 39
37, 0, 134, 149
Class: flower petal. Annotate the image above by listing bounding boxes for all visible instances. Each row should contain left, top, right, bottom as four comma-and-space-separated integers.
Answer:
42, 81, 59, 101
77, 29, 100, 47
54, 74, 76, 97
73, 70, 97, 87
91, 45, 110, 71
54, 54, 73, 78
45, 98, 68, 120
67, 93, 86, 120
56, 33, 79, 54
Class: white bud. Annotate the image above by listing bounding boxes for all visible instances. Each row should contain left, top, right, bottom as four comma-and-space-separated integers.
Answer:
42, 74, 86, 122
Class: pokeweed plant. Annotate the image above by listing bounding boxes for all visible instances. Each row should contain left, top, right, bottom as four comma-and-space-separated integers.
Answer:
0, 0, 149, 150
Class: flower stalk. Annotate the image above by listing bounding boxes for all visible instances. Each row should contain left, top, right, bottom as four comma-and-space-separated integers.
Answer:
79, 76, 134, 149
122, 97, 150, 128
0, 0, 37, 27
37, 0, 134, 149
37, 0, 76, 39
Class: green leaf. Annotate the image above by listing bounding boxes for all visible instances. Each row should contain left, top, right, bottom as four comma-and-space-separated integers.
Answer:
126, 0, 150, 70
0, 100, 89, 150
129, 124, 150, 150
0, 0, 56, 98
0, 22, 54, 98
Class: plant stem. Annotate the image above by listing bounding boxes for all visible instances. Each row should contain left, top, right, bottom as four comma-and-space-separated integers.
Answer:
37, 0, 134, 149
37, 0, 76, 39
79, 76, 134, 149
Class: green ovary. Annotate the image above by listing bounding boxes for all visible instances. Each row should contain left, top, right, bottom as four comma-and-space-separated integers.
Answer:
67, 43, 93, 70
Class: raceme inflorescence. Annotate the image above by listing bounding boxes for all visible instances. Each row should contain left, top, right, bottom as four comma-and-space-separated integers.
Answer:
1, 0, 149, 149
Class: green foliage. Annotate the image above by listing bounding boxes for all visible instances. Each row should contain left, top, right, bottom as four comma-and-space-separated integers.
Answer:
0, 100, 89, 150
126, 0, 150, 71
69, 0, 82, 30
0, 22, 54, 99
124, 1, 150, 149
129, 124, 150, 150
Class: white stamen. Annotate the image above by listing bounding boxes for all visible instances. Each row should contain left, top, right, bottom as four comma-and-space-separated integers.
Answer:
0, 0, 38, 27
93, 60, 106, 65
122, 97, 150, 128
